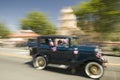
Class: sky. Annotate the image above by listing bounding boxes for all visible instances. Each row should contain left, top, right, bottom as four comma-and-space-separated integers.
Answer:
0, 0, 87, 31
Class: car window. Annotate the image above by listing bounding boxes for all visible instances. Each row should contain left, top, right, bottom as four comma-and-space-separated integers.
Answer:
71, 38, 79, 46
56, 38, 69, 48
39, 38, 49, 45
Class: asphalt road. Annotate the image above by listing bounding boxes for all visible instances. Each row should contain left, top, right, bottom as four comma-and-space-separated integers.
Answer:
0, 47, 120, 80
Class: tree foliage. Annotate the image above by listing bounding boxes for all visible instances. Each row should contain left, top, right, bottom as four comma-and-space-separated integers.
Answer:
21, 12, 56, 35
73, 0, 120, 33
0, 23, 11, 38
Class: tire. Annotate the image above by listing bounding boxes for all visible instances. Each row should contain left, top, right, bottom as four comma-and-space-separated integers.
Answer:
33, 56, 47, 70
30, 48, 37, 56
29, 47, 33, 56
85, 62, 104, 79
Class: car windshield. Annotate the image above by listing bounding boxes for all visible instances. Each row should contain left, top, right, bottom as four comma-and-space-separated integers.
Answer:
71, 37, 79, 46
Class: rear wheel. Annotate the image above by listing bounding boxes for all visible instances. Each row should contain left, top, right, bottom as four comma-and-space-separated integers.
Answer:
33, 56, 47, 70
85, 62, 104, 79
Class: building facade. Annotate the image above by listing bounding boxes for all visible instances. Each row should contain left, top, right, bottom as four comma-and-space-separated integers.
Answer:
57, 7, 84, 35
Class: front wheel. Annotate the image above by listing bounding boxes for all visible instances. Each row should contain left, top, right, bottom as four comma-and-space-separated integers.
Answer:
85, 62, 104, 79
33, 56, 47, 70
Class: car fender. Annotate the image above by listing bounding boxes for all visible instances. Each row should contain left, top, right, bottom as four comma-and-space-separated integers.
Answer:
74, 57, 103, 67
33, 53, 49, 64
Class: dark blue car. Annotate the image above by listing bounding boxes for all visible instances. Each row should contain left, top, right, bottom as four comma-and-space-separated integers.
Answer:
30, 35, 107, 79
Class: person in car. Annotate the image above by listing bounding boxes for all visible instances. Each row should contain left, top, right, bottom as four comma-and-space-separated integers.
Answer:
57, 39, 67, 47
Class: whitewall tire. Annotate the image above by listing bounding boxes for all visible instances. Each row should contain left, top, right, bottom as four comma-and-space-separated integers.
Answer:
33, 56, 47, 70
85, 62, 104, 79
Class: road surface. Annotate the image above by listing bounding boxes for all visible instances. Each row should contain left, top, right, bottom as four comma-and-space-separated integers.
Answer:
0, 47, 120, 80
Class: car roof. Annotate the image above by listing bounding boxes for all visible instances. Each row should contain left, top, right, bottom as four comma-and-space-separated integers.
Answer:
38, 35, 78, 39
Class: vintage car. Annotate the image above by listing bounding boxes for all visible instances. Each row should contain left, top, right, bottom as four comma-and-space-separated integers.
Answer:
29, 35, 107, 79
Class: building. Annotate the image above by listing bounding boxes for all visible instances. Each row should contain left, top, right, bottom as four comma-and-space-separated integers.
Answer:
7, 30, 39, 47
9, 30, 39, 39
57, 7, 84, 35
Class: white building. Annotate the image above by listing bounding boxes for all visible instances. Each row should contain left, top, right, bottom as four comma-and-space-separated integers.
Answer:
58, 7, 84, 35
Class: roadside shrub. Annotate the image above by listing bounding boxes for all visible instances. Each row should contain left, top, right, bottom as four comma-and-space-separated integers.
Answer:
112, 46, 120, 51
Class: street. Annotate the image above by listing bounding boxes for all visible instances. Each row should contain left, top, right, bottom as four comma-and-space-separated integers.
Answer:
0, 47, 120, 80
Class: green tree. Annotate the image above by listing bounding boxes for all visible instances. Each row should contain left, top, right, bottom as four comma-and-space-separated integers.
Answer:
21, 12, 56, 35
73, 0, 120, 34
0, 23, 11, 38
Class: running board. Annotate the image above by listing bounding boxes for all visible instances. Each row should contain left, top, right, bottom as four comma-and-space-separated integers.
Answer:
48, 64, 69, 69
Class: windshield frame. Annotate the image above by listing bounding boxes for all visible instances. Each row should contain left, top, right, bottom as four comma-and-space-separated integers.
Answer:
70, 36, 79, 47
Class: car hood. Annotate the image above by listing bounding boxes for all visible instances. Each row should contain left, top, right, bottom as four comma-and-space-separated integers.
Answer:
72, 45, 98, 52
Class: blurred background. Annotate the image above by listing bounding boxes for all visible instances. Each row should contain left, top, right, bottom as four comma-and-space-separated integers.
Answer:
0, 0, 120, 56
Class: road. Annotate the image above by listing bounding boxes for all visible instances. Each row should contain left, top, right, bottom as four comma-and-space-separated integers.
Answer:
102, 56, 120, 80
0, 47, 120, 80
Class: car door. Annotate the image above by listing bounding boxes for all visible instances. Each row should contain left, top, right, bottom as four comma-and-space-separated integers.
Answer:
54, 46, 74, 64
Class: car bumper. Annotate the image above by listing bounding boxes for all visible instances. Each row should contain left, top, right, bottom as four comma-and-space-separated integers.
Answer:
100, 57, 108, 68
